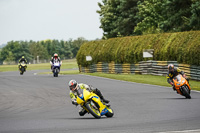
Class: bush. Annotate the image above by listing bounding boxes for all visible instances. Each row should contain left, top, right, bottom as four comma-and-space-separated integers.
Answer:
77, 31, 200, 66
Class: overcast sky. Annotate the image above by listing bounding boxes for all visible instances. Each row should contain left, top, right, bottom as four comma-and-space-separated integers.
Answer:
0, 0, 103, 45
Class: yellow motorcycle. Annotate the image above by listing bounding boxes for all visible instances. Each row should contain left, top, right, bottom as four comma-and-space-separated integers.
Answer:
18, 62, 27, 75
76, 89, 114, 119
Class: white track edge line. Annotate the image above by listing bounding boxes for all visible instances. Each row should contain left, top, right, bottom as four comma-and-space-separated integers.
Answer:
158, 129, 200, 133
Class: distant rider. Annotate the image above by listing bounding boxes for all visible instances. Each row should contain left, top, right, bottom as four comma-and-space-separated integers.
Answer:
18, 56, 27, 70
50, 53, 61, 71
166, 64, 188, 90
69, 80, 110, 116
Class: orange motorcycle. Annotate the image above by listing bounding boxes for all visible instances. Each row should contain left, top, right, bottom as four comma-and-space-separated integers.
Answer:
173, 74, 191, 99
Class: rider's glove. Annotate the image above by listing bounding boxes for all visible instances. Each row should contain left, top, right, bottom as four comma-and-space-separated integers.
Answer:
170, 82, 174, 86
72, 101, 78, 106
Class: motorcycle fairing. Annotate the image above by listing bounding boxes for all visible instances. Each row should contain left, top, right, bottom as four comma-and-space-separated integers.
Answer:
90, 94, 107, 114
100, 108, 108, 116
76, 89, 107, 114
173, 74, 191, 95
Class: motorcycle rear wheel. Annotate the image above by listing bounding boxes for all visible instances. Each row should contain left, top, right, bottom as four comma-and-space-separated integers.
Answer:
105, 107, 114, 118
85, 101, 101, 119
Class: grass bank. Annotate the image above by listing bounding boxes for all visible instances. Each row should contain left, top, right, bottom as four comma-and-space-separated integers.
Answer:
82, 73, 200, 91
1, 59, 199, 91
35, 69, 200, 91
0, 59, 78, 72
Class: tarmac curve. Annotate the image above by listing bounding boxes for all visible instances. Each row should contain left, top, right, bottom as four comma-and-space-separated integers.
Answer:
0, 70, 200, 133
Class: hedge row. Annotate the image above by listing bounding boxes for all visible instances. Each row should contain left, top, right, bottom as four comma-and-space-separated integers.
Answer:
76, 31, 200, 67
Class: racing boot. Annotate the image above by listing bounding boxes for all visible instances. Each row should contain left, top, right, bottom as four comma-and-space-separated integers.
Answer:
101, 96, 110, 103
94, 88, 110, 103
172, 86, 176, 91
79, 108, 87, 116
51, 66, 54, 72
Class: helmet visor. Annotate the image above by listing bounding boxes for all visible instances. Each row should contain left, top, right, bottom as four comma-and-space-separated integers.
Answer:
169, 67, 174, 72
70, 84, 77, 91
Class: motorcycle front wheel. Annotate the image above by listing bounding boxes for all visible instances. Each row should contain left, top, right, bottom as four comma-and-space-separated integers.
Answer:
85, 101, 101, 119
20, 67, 24, 75
54, 68, 58, 77
181, 86, 191, 99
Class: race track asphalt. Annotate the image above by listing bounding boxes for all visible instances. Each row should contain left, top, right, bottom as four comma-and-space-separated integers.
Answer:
0, 70, 200, 133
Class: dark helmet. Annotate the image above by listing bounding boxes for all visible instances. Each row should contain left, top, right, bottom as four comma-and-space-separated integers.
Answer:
69, 80, 78, 91
168, 64, 174, 71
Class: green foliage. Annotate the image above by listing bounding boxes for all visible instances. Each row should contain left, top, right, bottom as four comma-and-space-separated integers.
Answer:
0, 41, 33, 62
190, 1, 200, 30
97, 0, 141, 39
29, 42, 48, 60
0, 38, 87, 63
77, 31, 200, 66
134, 0, 166, 34
134, 0, 193, 34
97, 0, 200, 38
160, 0, 192, 32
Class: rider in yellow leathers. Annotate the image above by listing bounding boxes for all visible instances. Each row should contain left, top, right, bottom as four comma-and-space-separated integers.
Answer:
69, 80, 109, 116
18, 56, 27, 71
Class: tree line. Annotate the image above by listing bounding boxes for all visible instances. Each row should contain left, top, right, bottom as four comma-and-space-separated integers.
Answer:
97, 0, 200, 39
0, 37, 88, 63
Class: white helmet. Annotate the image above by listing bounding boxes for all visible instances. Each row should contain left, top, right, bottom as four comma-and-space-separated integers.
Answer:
69, 80, 78, 91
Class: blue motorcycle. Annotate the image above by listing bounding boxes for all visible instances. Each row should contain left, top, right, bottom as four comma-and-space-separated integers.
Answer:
52, 61, 61, 77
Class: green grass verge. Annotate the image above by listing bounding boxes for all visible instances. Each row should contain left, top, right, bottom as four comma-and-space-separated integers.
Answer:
82, 73, 200, 91
0, 59, 78, 72
2, 59, 200, 91
39, 70, 200, 91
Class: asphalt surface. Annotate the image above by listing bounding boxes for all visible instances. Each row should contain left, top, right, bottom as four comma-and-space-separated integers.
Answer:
0, 70, 200, 133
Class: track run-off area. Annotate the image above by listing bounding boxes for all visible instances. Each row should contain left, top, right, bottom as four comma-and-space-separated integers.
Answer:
0, 70, 200, 133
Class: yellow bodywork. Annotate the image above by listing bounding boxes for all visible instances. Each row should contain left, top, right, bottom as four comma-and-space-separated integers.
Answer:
18, 63, 27, 72
76, 89, 106, 114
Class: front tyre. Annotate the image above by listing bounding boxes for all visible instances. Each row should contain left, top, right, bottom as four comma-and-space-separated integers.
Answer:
20, 67, 24, 75
85, 101, 101, 119
53, 68, 58, 77
181, 86, 191, 99
55, 68, 58, 77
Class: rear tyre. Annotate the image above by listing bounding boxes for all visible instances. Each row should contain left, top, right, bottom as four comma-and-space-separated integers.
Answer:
105, 107, 114, 117
85, 101, 101, 119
